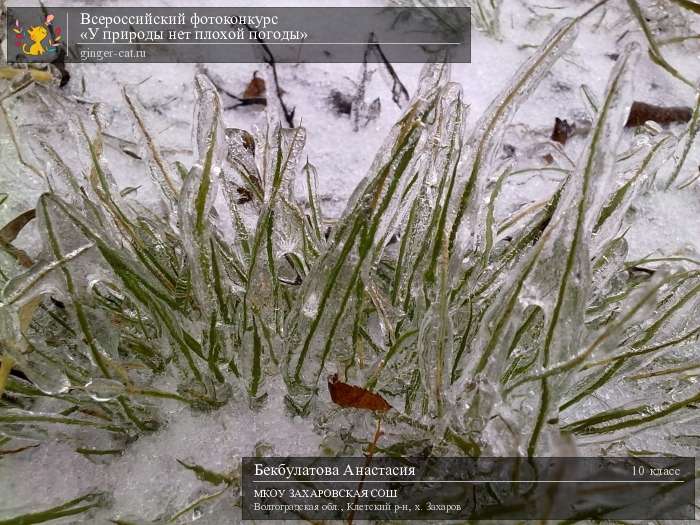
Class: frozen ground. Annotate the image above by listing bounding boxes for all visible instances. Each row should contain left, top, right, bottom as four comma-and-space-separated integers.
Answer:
1, 0, 699, 522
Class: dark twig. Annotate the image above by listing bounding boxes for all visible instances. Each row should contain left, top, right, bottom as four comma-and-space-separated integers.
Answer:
352, 46, 375, 132
39, 1, 70, 86
347, 417, 383, 525
368, 33, 409, 109
247, 25, 296, 127
224, 94, 267, 111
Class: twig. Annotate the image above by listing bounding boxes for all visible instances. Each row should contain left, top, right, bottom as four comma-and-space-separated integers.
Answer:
368, 33, 409, 109
39, 1, 69, 86
353, 49, 373, 132
225, 97, 267, 110
247, 25, 296, 127
347, 417, 383, 525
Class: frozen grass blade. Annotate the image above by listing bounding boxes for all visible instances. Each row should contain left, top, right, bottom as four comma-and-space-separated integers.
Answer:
595, 133, 675, 233
626, 0, 699, 92
284, 63, 450, 411
0, 492, 107, 525
446, 19, 578, 284
123, 87, 180, 203
672, 94, 700, 189
523, 44, 639, 455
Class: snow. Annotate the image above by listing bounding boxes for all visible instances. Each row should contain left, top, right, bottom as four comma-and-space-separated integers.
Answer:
1, 377, 322, 522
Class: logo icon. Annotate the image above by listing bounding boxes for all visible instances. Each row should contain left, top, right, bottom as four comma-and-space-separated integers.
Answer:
12, 14, 63, 60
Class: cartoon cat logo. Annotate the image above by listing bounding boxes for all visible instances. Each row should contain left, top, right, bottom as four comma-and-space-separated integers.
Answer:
12, 14, 63, 60
24, 25, 49, 56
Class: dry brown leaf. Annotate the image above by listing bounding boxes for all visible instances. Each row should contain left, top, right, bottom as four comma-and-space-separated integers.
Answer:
236, 186, 254, 204
240, 130, 256, 154
0, 241, 33, 268
328, 373, 391, 412
242, 71, 266, 100
0, 209, 36, 243
551, 117, 575, 145
625, 101, 692, 127
0, 209, 36, 268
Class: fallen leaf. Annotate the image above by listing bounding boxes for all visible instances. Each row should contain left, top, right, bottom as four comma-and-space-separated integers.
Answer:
0, 209, 36, 243
625, 101, 692, 127
0, 209, 36, 268
19, 296, 42, 333
236, 186, 254, 204
0, 241, 33, 268
240, 130, 256, 154
242, 71, 266, 100
551, 117, 575, 145
328, 373, 391, 412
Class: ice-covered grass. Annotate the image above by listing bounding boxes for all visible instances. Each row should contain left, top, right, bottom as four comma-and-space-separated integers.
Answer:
1, 0, 700, 523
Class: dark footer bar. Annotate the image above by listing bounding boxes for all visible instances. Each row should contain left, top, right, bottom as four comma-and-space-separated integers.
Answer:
242, 456, 695, 520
